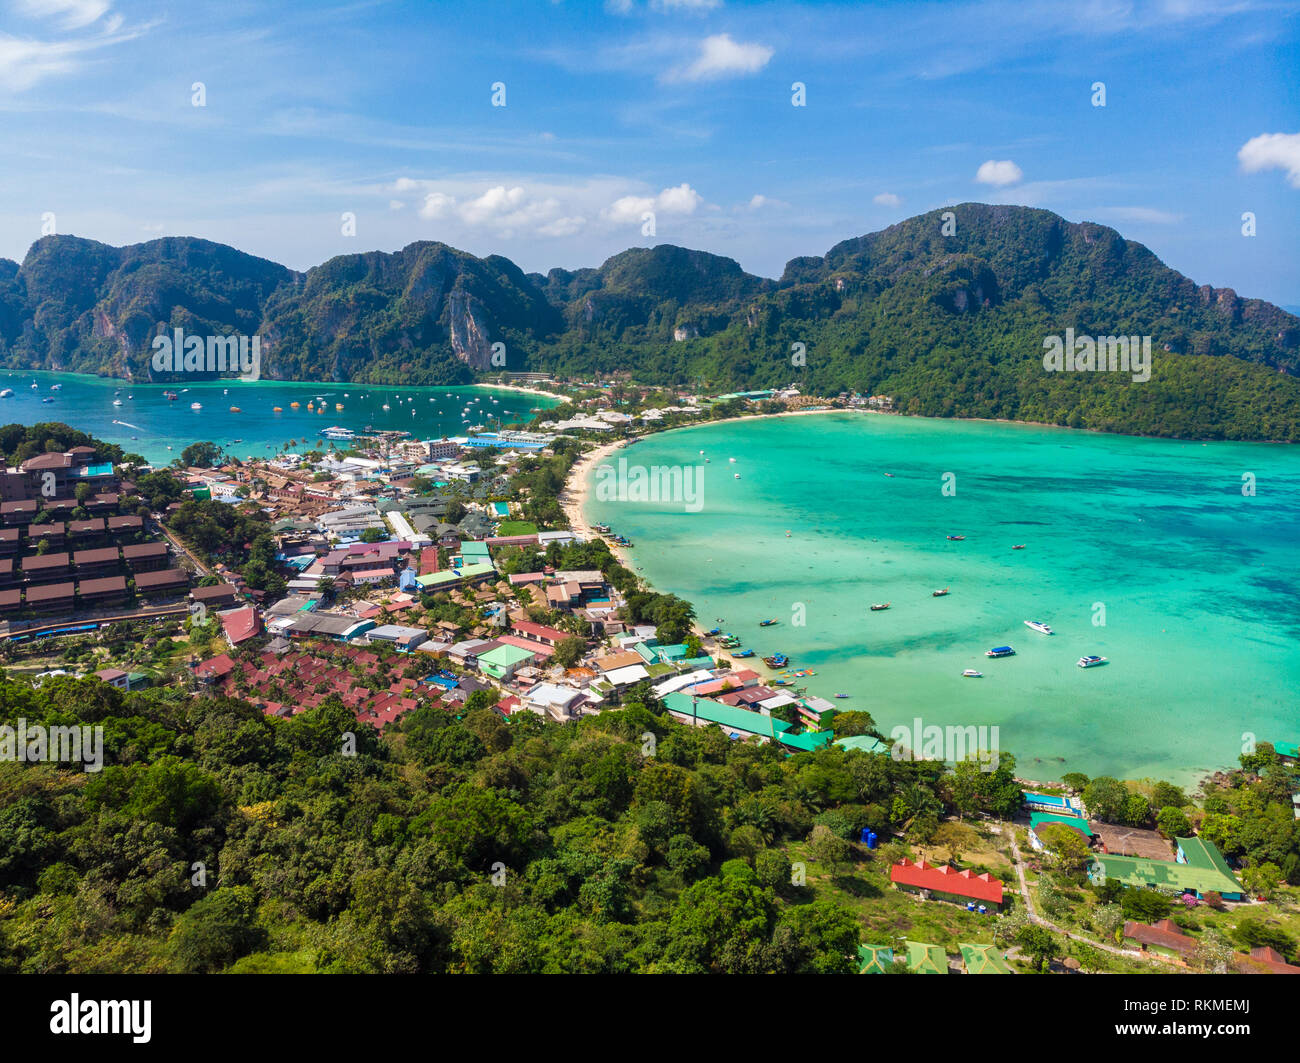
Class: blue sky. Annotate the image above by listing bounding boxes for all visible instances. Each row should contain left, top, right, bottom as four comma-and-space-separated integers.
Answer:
2, 0, 1298, 305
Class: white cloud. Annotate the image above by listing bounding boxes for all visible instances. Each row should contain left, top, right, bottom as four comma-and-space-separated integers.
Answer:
388, 200, 405, 211
605, 0, 635, 12
656, 182, 703, 213
604, 194, 656, 224
975, 159, 1023, 187
537, 216, 586, 237
418, 192, 456, 220
603, 183, 703, 223
873, 192, 902, 207
669, 33, 773, 82
16, 0, 110, 30
1238, 132, 1300, 188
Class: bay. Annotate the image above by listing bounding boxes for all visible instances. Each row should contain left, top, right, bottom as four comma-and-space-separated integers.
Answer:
0, 370, 557, 464
585, 411, 1300, 785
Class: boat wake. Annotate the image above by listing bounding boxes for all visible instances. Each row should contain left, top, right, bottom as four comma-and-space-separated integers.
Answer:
111, 419, 144, 431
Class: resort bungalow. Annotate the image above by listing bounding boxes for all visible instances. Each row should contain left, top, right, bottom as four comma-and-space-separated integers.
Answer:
958, 943, 1013, 974
857, 944, 895, 974
133, 568, 189, 598
1086, 835, 1244, 901
23, 580, 75, 615
190, 583, 240, 610
902, 941, 951, 974
77, 575, 129, 608
889, 859, 1006, 913
1122, 920, 1197, 961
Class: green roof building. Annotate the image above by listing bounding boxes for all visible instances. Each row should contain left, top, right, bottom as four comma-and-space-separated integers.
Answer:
1087, 835, 1244, 901
857, 944, 895, 974
476, 643, 537, 680
903, 940, 949, 974
959, 943, 1013, 974
835, 735, 889, 755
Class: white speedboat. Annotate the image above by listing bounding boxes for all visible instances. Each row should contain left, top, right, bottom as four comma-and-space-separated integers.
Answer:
1077, 655, 1108, 668
962, 669, 983, 678
0, 388, 12, 398
190, 402, 202, 410
112, 399, 123, 406
1024, 620, 1053, 635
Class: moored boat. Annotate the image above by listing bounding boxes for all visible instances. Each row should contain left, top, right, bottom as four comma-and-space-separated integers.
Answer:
1012, 544, 1026, 550
733, 649, 755, 658
986, 646, 1016, 658
1077, 655, 1108, 668
759, 618, 778, 627
870, 602, 891, 611
962, 669, 983, 678
834, 693, 850, 699
946, 534, 966, 541
932, 587, 950, 597
762, 653, 789, 668
1024, 620, 1053, 635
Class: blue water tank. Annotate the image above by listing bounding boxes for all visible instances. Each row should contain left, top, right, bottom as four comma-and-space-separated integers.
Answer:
862, 829, 878, 849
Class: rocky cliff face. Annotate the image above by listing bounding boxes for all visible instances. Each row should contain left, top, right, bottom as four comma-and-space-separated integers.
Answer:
0, 206, 1296, 407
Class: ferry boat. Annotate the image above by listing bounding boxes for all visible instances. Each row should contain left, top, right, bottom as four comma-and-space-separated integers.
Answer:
962, 669, 983, 678
733, 649, 755, 658
1024, 620, 1053, 635
985, 646, 1016, 658
759, 618, 779, 627
869, 602, 891, 611
1077, 655, 1108, 668
946, 534, 966, 541
932, 587, 950, 597
762, 653, 789, 669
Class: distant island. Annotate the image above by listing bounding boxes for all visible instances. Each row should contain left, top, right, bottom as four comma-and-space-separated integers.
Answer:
2, 203, 1298, 441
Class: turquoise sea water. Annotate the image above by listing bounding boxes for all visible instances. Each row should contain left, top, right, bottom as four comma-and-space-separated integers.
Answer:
585, 412, 1300, 785
0, 371, 557, 465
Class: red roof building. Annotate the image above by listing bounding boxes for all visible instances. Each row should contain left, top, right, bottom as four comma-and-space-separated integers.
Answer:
220, 604, 261, 646
195, 654, 237, 682
889, 859, 1004, 907
510, 620, 569, 646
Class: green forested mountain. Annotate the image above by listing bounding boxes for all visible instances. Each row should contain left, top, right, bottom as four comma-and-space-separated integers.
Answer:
1, 204, 1297, 439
